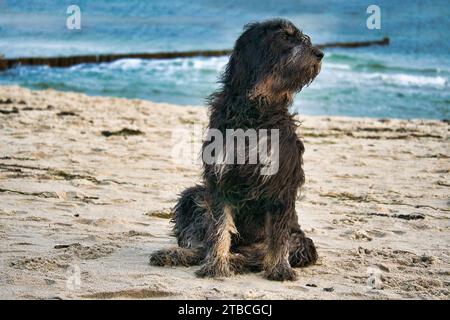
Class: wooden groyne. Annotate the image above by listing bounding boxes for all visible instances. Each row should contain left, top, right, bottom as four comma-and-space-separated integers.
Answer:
0, 37, 389, 71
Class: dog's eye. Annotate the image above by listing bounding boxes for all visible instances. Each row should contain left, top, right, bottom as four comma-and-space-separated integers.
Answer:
301, 35, 311, 45
281, 32, 290, 41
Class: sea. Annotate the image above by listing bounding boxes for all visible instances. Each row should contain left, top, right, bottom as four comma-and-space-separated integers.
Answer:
0, 0, 449, 119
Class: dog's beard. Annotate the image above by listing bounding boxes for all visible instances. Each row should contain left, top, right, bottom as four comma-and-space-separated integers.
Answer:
305, 61, 321, 86
249, 49, 321, 101
282, 49, 321, 92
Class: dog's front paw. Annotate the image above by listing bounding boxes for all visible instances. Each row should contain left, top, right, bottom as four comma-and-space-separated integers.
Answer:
289, 236, 318, 268
264, 263, 297, 281
196, 261, 234, 278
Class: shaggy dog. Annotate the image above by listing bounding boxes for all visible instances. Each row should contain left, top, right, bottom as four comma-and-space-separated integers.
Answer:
150, 19, 323, 281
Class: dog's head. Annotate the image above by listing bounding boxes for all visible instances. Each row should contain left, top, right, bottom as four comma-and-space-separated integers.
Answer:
223, 19, 323, 103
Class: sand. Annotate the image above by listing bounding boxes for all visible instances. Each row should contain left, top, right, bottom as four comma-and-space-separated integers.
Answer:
0, 85, 449, 299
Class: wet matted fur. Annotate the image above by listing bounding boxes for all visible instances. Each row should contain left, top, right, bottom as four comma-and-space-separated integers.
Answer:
150, 19, 323, 281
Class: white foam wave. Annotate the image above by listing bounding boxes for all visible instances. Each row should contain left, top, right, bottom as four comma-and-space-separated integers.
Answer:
369, 73, 447, 88
109, 58, 144, 70
95, 56, 228, 72
326, 63, 351, 70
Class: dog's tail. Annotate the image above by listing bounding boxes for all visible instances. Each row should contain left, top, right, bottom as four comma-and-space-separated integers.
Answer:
172, 185, 208, 248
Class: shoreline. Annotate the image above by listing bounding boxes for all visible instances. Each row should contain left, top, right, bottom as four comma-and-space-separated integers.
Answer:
0, 85, 448, 299
1, 84, 448, 122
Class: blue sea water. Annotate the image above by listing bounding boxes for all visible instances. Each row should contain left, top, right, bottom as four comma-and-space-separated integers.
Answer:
0, 0, 449, 119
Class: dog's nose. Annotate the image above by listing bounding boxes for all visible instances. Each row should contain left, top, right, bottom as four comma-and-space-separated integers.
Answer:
314, 48, 324, 60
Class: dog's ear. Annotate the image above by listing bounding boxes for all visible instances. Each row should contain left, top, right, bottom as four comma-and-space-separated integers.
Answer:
225, 50, 247, 92
223, 23, 267, 93
224, 47, 266, 98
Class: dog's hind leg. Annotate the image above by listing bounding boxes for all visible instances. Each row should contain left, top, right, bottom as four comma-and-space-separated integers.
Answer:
150, 247, 205, 267
149, 185, 207, 267
172, 185, 208, 248
288, 229, 318, 267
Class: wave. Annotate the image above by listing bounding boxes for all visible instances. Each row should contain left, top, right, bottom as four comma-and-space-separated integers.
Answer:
326, 53, 449, 75
367, 73, 447, 88
72, 56, 228, 73
326, 63, 351, 70
109, 58, 144, 70
323, 54, 449, 89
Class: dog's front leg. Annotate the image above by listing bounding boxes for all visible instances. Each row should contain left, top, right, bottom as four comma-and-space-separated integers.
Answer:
196, 203, 237, 278
263, 201, 297, 281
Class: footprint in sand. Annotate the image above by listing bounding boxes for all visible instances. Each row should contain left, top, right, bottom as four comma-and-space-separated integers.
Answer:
332, 216, 368, 226
124, 230, 156, 238
358, 247, 435, 268
75, 218, 125, 228
144, 209, 172, 219
54, 242, 118, 260
366, 229, 387, 238
9, 257, 69, 271
344, 230, 373, 241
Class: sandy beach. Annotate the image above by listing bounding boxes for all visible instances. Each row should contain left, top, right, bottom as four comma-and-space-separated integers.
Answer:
0, 85, 448, 299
